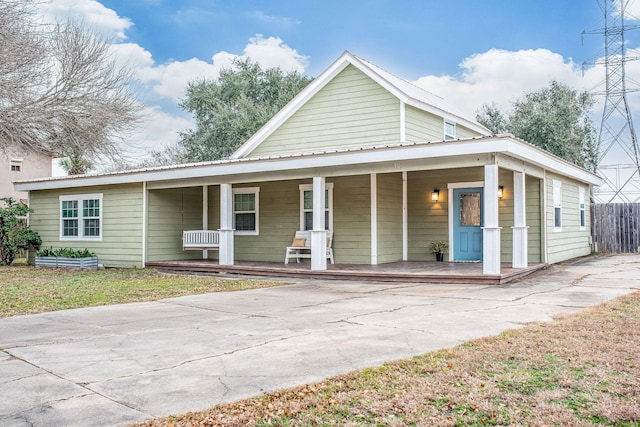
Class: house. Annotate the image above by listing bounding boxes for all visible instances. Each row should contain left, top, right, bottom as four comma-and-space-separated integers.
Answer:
14, 52, 602, 277
2, 142, 54, 204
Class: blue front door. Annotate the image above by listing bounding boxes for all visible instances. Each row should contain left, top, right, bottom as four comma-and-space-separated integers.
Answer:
453, 188, 483, 261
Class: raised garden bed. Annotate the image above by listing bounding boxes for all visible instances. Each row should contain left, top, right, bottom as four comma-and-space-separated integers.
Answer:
35, 248, 98, 270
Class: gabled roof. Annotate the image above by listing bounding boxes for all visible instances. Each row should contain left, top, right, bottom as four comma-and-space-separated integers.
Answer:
230, 51, 491, 159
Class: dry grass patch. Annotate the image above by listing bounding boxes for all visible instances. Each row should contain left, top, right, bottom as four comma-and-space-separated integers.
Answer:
0, 264, 283, 318
136, 291, 640, 427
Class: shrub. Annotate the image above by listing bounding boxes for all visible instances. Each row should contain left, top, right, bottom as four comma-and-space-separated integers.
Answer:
36, 247, 96, 258
0, 197, 42, 265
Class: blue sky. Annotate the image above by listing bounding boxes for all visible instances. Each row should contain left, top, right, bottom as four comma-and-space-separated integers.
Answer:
38, 0, 640, 163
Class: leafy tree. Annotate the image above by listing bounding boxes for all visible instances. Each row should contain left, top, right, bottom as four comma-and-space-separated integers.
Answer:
0, 198, 42, 265
476, 81, 598, 171
0, 0, 141, 173
178, 58, 313, 162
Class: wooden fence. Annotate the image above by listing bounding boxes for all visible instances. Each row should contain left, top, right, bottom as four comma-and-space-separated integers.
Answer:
591, 203, 640, 253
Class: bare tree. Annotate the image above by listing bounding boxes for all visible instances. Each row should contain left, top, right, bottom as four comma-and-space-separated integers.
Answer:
0, 0, 141, 173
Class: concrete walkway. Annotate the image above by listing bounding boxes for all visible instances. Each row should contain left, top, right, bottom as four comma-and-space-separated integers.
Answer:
1, 254, 639, 426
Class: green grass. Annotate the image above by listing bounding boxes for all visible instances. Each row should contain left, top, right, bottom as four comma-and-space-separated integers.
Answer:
0, 263, 284, 317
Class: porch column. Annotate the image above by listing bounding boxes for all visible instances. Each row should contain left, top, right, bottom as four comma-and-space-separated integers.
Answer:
512, 171, 529, 268
219, 183, 235, 265
311, 176, 328, 270
370, 173, 377, 265
202, 185, 208, 259
482, 165, 501, 274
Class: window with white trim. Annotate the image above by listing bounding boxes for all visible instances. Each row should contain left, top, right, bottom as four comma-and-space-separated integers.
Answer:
299, 183, 333, 231
60, 194, 103, 240
579, 186, 586, 230
233, 187, 259, 235
553, 180, 562, 231
444, 121, 456, 141
10, 159, 22, 172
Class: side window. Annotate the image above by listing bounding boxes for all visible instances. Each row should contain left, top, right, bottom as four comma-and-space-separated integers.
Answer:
444, 121, 456, 141
553, 180, 562, 232
233, 187, 259, 235
10, 159, 22, 172
299, 183, 333, 231
60, 194, 102, 240
579, 186, 586, 230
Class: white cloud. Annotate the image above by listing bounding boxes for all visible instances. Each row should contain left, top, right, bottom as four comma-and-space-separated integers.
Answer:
36, 0, 132, 40
138, 34, 309, 103
122, 106, 193, 156
414, 48, 591, 119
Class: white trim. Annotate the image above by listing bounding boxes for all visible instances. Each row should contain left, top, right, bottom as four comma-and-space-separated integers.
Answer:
579, 186, 586, 230
370, 173, 377, 265
202, 185, 209, 259
402, 171, 408, 261
299, 182, 334, 231
59, 193, 103, 241
400, 101, 406, 143
447, 181, 485, 262
232, 187, 260, 235
542, 171, 548, 263
15, 136, 603, 192
142, 182, 147, 267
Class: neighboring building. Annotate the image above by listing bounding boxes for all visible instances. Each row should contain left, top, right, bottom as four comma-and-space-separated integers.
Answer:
1, 143, 54, 204
14, 52, 602, 275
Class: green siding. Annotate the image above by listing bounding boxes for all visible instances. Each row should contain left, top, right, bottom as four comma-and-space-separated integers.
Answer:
249, 65, 400, 157
147, 187, 203, 262
545, 173, 592, 264
405, 106, 482, 142
333, 175, 371, 264
376, 173, 403, 263
526, 178, 542, 263
29, 184, 144, 268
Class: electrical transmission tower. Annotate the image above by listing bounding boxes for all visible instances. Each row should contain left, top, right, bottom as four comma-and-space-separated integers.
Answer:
584, 0, 640, 202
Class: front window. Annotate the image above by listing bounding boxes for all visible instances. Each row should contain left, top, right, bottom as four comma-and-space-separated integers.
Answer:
60, 194, 102, 240
299, 183, 333, 231
233, 187, 259, 235
444, 121, 456, 141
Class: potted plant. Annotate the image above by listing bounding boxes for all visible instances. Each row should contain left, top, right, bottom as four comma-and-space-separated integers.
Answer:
430, 241, 447, 262
35, 247, 98, 269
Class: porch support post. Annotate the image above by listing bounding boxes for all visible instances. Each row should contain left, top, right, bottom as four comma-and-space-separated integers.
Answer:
402, 171, 408, 261
218, 183, 235, 265
482, 165, 501, 275
512, 171, 529, 268
370, 173, 377, 265
202, 185, 208, 259
311, 176, 327, 271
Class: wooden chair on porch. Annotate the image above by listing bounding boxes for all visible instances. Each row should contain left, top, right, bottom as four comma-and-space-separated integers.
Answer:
285, 230, 334, 264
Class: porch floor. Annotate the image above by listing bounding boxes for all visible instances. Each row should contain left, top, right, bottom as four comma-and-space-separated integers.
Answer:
145, 259, 547, 285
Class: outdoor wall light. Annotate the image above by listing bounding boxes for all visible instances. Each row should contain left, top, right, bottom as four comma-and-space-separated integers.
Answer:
498, 185, 504, 199
431, 188, 440, 202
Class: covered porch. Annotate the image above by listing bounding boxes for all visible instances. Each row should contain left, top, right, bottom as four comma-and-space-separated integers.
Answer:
145, 259, 547, 285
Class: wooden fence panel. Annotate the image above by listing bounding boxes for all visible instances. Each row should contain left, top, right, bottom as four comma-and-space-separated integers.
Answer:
591, 203, 640, 253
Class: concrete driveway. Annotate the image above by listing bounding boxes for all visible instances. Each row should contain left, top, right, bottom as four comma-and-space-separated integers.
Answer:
1, 254, 639, 426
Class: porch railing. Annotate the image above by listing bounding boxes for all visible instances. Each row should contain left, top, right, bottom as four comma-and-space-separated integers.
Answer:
183, 230, 220, 250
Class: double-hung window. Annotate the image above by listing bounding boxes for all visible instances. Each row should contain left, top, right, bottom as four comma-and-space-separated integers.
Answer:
553, 180, 562, 232
299, 183, 333, 231
579, 186, 586, 230
233, 187, 259, 235
444, 121, 456, 141
10, 159, 22, 172
60, 194, 102, 240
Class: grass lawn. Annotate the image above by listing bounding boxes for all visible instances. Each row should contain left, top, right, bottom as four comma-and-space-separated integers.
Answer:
0, 262, 283, 318
136, 291, 640, 427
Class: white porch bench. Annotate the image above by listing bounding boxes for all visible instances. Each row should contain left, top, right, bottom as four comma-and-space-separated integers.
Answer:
183, 230, 220, 250
284, 230, 334, 264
